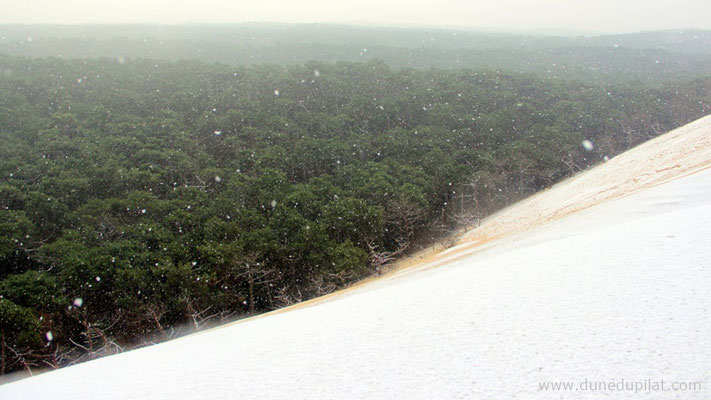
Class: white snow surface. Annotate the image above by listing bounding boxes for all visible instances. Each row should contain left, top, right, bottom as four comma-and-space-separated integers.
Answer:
3, 117, 711, 399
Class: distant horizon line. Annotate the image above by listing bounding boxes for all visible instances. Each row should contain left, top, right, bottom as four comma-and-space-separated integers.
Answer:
1, 21, 709, 38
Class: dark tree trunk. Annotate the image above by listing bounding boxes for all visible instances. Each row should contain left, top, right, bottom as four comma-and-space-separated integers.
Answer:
248, 266, 255, 314
1, 330, 5, 375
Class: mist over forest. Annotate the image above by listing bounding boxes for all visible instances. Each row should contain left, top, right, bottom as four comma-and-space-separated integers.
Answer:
1, 23, 710, 377
3, 24, 711, 83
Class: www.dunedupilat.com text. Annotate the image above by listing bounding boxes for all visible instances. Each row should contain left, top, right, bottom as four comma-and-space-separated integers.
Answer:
538, 378, 703, 393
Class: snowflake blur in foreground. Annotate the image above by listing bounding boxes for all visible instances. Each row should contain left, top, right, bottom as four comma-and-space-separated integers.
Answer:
582, 139, 594, 151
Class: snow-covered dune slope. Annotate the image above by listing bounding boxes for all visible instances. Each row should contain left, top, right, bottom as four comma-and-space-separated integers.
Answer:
4, 116, 711, 399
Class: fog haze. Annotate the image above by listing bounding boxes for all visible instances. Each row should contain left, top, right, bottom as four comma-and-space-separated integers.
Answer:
2, 0, 711, 34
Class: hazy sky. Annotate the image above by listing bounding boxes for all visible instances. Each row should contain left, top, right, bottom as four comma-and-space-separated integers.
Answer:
2, 0, 710, 34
